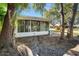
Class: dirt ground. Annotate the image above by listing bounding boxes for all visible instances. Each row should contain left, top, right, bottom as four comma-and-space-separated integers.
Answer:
16, 36, 79, 56
0, 35, 79, 56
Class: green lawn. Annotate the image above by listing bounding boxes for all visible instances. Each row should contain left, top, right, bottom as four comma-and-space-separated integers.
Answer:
51, 28, 79, 36
65, 28, 79, 36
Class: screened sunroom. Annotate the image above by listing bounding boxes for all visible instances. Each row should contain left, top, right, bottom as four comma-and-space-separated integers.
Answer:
15, 16, 49, 37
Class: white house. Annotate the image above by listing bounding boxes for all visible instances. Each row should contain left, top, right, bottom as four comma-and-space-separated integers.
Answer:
15, 16, 49, 38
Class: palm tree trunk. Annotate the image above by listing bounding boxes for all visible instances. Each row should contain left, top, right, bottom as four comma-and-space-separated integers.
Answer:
60, 3, 65, 39
0, 3, 15, 48
67, 3, 78, 39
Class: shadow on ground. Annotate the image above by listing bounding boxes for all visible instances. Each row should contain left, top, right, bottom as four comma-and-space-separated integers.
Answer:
16, 36, 79, 56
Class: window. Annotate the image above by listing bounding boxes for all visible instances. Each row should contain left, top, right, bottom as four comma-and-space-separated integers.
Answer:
25, 20, 30, 32
17, 20, 49, 32
31, 21, 40, 32
18, 20, 30, 32
45, 22, 49, 31
18, 20, 25, 32
40, 21, 49, 31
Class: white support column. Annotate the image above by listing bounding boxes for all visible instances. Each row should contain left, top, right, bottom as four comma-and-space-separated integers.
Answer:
24, 20, 25, 32
30, 20, 31, 32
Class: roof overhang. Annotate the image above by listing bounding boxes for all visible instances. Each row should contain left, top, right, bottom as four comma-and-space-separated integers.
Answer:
16, 16, 49, 22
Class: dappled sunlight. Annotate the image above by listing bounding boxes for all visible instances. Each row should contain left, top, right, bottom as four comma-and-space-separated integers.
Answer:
17, 44, 33, 56
70, 44, 79, 52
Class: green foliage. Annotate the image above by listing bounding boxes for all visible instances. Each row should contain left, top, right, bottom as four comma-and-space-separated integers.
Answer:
15, 3, 29, 13
63, 4, 73, 22
44, 5, 61, 23
0, 3, 30, 32
0, 3, 7, 31
44, 6, 60, 19
0, 3, 7, 16
32, 3, 46, 15
44, 3, 73, 23
0, 3, 7, 26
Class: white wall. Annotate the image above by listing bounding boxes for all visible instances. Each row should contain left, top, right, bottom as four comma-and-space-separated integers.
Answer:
15, 31, 49, 38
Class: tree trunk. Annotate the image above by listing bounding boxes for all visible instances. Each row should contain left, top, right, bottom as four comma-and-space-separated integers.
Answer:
0, 3, 15, 48
60, 3, 65, 39
67, 4, 78, 39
